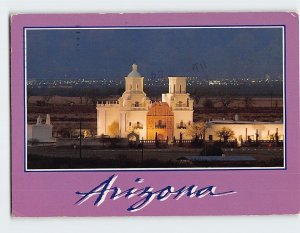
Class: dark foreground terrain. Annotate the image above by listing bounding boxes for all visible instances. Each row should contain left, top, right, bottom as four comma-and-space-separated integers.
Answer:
27, 147, 284, 169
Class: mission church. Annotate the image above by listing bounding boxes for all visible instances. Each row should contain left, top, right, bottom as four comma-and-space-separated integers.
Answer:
96, 64, 194, 140
96, 64, 284, 142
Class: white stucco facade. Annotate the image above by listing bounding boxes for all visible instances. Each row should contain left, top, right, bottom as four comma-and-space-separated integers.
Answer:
205, 119, 284, 142
27, 114, 55, 143
97, 64, 151, 139
96, 64, 194, 140
96, 64, 284, 142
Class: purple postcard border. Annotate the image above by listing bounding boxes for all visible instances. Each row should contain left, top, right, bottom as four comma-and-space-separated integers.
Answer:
11, 13, 299, 216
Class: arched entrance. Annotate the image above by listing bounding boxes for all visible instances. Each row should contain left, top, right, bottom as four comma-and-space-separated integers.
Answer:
127, 132, 140, 143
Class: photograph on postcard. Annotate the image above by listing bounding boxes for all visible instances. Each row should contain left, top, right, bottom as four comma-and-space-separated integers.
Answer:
24, 26, 285, 170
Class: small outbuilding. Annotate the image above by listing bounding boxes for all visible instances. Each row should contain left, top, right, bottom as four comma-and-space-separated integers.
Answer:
27, 114, 55, 143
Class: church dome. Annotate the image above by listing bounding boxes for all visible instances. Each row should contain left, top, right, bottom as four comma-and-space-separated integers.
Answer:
127, 64, 141, 77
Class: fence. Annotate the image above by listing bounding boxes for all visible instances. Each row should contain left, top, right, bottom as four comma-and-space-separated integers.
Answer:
52, 137, 284, 149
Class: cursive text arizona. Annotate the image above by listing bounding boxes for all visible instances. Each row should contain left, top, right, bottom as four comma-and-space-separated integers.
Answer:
75, 175, 236, 212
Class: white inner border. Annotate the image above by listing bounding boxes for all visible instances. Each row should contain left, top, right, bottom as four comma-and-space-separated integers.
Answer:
24, 26, 286, 171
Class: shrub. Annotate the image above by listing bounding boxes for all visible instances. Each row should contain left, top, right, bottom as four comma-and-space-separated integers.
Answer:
27, 138, 39, 145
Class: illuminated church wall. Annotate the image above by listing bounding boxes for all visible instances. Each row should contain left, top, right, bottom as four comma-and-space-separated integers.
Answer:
96, 65, 194, 140
146, 102, 174, 140
172, 110, 193, 139
96, 102, 120, 136
97, 64, 152, 139
120, 110, 148, 139
205, 121, 284, 141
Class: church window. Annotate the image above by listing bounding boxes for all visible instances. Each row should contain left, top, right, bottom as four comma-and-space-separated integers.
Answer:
177, 120, 187, 129
180, 85, 182, 93
135, 121, 143, 129
134, 101, 139, 107
129, 122, 131, 126
155, 120, 166, 128
173, 84, 176, 93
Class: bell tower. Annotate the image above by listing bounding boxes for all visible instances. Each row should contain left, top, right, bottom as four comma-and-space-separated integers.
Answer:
125, 64, 144, 92
162, 76, 194, 140
168, 77, 187, 94
118, 64, 151, 139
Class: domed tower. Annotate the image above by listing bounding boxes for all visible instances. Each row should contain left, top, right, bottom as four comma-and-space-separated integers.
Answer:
97, 64, 152, 138
119, 64, 150, 108
124, 64, 144, 92
118, 64, 151, 139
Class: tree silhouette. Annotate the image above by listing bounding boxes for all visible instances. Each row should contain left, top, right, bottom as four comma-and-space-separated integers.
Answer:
216, 127, 235, 142
186, 121, 207, 139
108, 121, 119, 137
217, 90, 236, 111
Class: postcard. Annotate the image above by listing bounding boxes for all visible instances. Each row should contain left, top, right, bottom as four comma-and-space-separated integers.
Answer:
11, 13, 299, 216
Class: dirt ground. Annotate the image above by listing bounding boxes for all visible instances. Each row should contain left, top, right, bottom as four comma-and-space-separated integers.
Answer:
27, 146, 284, 169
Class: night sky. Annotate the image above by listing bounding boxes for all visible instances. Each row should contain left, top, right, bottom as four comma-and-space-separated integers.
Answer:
26, 27, 283, 80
